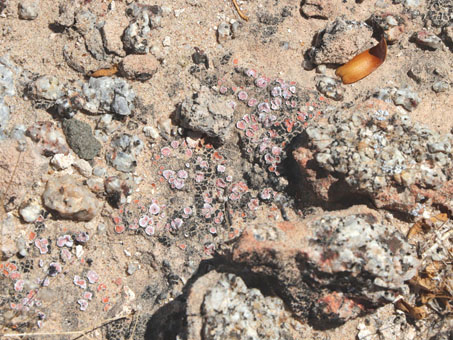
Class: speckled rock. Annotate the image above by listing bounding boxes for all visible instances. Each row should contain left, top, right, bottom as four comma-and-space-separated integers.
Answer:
315, 75, 344, 101
413, 30, 443, 50
178, 86, 235, 143
27, 121, 70, 156
292, 99, 453, 215
18, 0, 40, 20
119, 54, 159, 81
308, 18, 373, 65
122, 3, 162, 54
230, 205, 419, 328
186, 271, 301, 340
62, 118, 101, 160
81, 77, 135, 116
105, 133, 143, 173
29, 75, 64, 102
42, 175, 100, 221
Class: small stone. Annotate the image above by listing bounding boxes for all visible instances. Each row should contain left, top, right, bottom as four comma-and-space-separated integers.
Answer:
1, 239, 16, 259
18, 0, 40, 20
101, 14, 128, 57
119, 54, 159, 81
393, 87, 421, 111
31, 75, 64, 101
162, 36, 171, 47
51, 153, 75, 170
73, 158, 93, 177
19, 201, 42, 223
217, 22, 231, 44
42, 175, 100, 221
143, 126, 159, 139
106, 150, 137, 173
432, 81, 450, 93
413, 30, 443, 50
63, 118, 101, 160
127, 263, 137, 275
26, 121, 70, 156
316, 76, 344, 101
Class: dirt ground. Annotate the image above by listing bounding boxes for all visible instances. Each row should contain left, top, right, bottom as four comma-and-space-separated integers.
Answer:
0, 0, 452, 339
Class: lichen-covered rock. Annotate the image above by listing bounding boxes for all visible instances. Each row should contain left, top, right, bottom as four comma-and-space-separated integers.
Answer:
62, 118, 101, 160
122, 4, 162, 54
292, 99, 453, 215
231, 205, 419, 328
42, 175, 100, 221
81, 77, 135, 116
186, 271, 301, 340
178, 86, 235, 143
308, 18, 373, 65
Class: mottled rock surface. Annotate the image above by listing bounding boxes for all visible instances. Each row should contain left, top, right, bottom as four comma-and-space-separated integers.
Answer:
231, 205, 419, 328
42, 175, 100, 221
63, 118, 101, 160
293, 100, 453, 215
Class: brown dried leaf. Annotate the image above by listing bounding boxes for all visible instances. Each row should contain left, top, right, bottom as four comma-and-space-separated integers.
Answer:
88, 64, 118, 78
395, 299, 427, 320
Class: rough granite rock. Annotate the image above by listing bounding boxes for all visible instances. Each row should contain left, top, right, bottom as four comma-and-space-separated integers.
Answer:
292, 99, 453, 215
230, 205, 420, 328
42, 175, 100, 221
308, 18, 373, 65
178, 86, 235, 143
62, 118, 101, 160
186, 271, 301, 340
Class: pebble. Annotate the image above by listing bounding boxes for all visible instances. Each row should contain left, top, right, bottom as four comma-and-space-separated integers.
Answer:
63, 118, 101, 160
30, 75, 64, 101
162, 36, 171, 47
127, 263, 137, 275
73, 158, 93, 177
27, 121, 70, 156
413, 29, 443, 50
217, 22, 231, 44
42, 175, 100, 221
18, 0, 40, 20
51, 153, 75, 170
143, 126, 160, 139
432, 80, 450, 93
19, 201, 42, 223
119, 54, 159, 81
316, 75, 344, 101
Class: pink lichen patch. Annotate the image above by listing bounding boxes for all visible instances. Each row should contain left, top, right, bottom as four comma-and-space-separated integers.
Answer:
170, 140, 180, 149
139, 215, 150, 227
114, 225, 126, 234
86, 270, 99, 284
177, 170, 188, 179
236, 120, 247, 130
75, 232, 89, 244
228, 101, 237, 110
129, 223, 139, 230
48, 262, 62, 277
226, 175, 233, 182
74, 275, 87, 289
173, 178, 185, 190
57, 235, 73, 248
216, 178, 227, 188
248, 198, 260, 211
219, 86, 228, 94
178, 243, 187, 250
209, 226, 217, 234
14, 279, 25, 292
247, 98, 258, 107
258, 102, 270, 113
60, 248, 72, 263
145, 225, 155, 236
35, 238, 49, 254
237, 90, 248, 101
161, 147, 172, 157
271, 86, 282, 97
246, 68, 257, 78
97, 283, 107, 292
260, 188, 274, 200
216, 164, 226, 173
183, 207, 193, 215
9, 271, 21, 280
78, 299, 89, 311
264, 153, 275, 164
162, 169, 175, 180
289, 85, 296, 93
271, 98, 282, 110
149, 203, 161, 215
245, 129, 254, 138
171, 218, 183, 230
82, 291, 93, 300
204, 243, 215, 256
255, 76, 268, 88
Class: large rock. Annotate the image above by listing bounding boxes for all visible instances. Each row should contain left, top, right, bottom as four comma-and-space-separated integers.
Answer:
178, 86, 235, 143
186, 271, 301, 340
231, 205, 419, 328
42, 175, 100, 221
292, 99, 453, 215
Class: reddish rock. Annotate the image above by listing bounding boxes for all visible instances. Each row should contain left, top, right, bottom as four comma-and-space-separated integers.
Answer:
231, 206, 419, 328
119, 54, 160, 81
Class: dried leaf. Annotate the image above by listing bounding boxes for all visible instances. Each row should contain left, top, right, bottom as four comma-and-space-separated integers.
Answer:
395, 299, 427, 320
88, 64, 118, 78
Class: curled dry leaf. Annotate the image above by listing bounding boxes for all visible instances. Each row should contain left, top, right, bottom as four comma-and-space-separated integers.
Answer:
88, 64, 119, 78
395, 299, 427, 320
335, 37, 387, 84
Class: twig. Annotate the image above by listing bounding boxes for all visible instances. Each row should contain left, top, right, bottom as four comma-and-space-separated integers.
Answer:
231, 0, 248, 21
1, 314, 129, 338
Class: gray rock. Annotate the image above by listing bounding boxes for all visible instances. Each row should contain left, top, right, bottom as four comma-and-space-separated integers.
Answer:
105, 133, 143, 172
106, 150, 137, 173
42, 175, 100, 221
30, 75, 64, 101
74, 10, 106, 61
413, 30, 443, 50
178, 86, 235, 143
186, 271, 300, 340
81, 77, 135, 116
309, 18, 373, 65
18, 0, 40, 20
393, 87, 421, 111
63, 118, 101, 160
432, 80, 450, 93
315, 75, 344, 101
